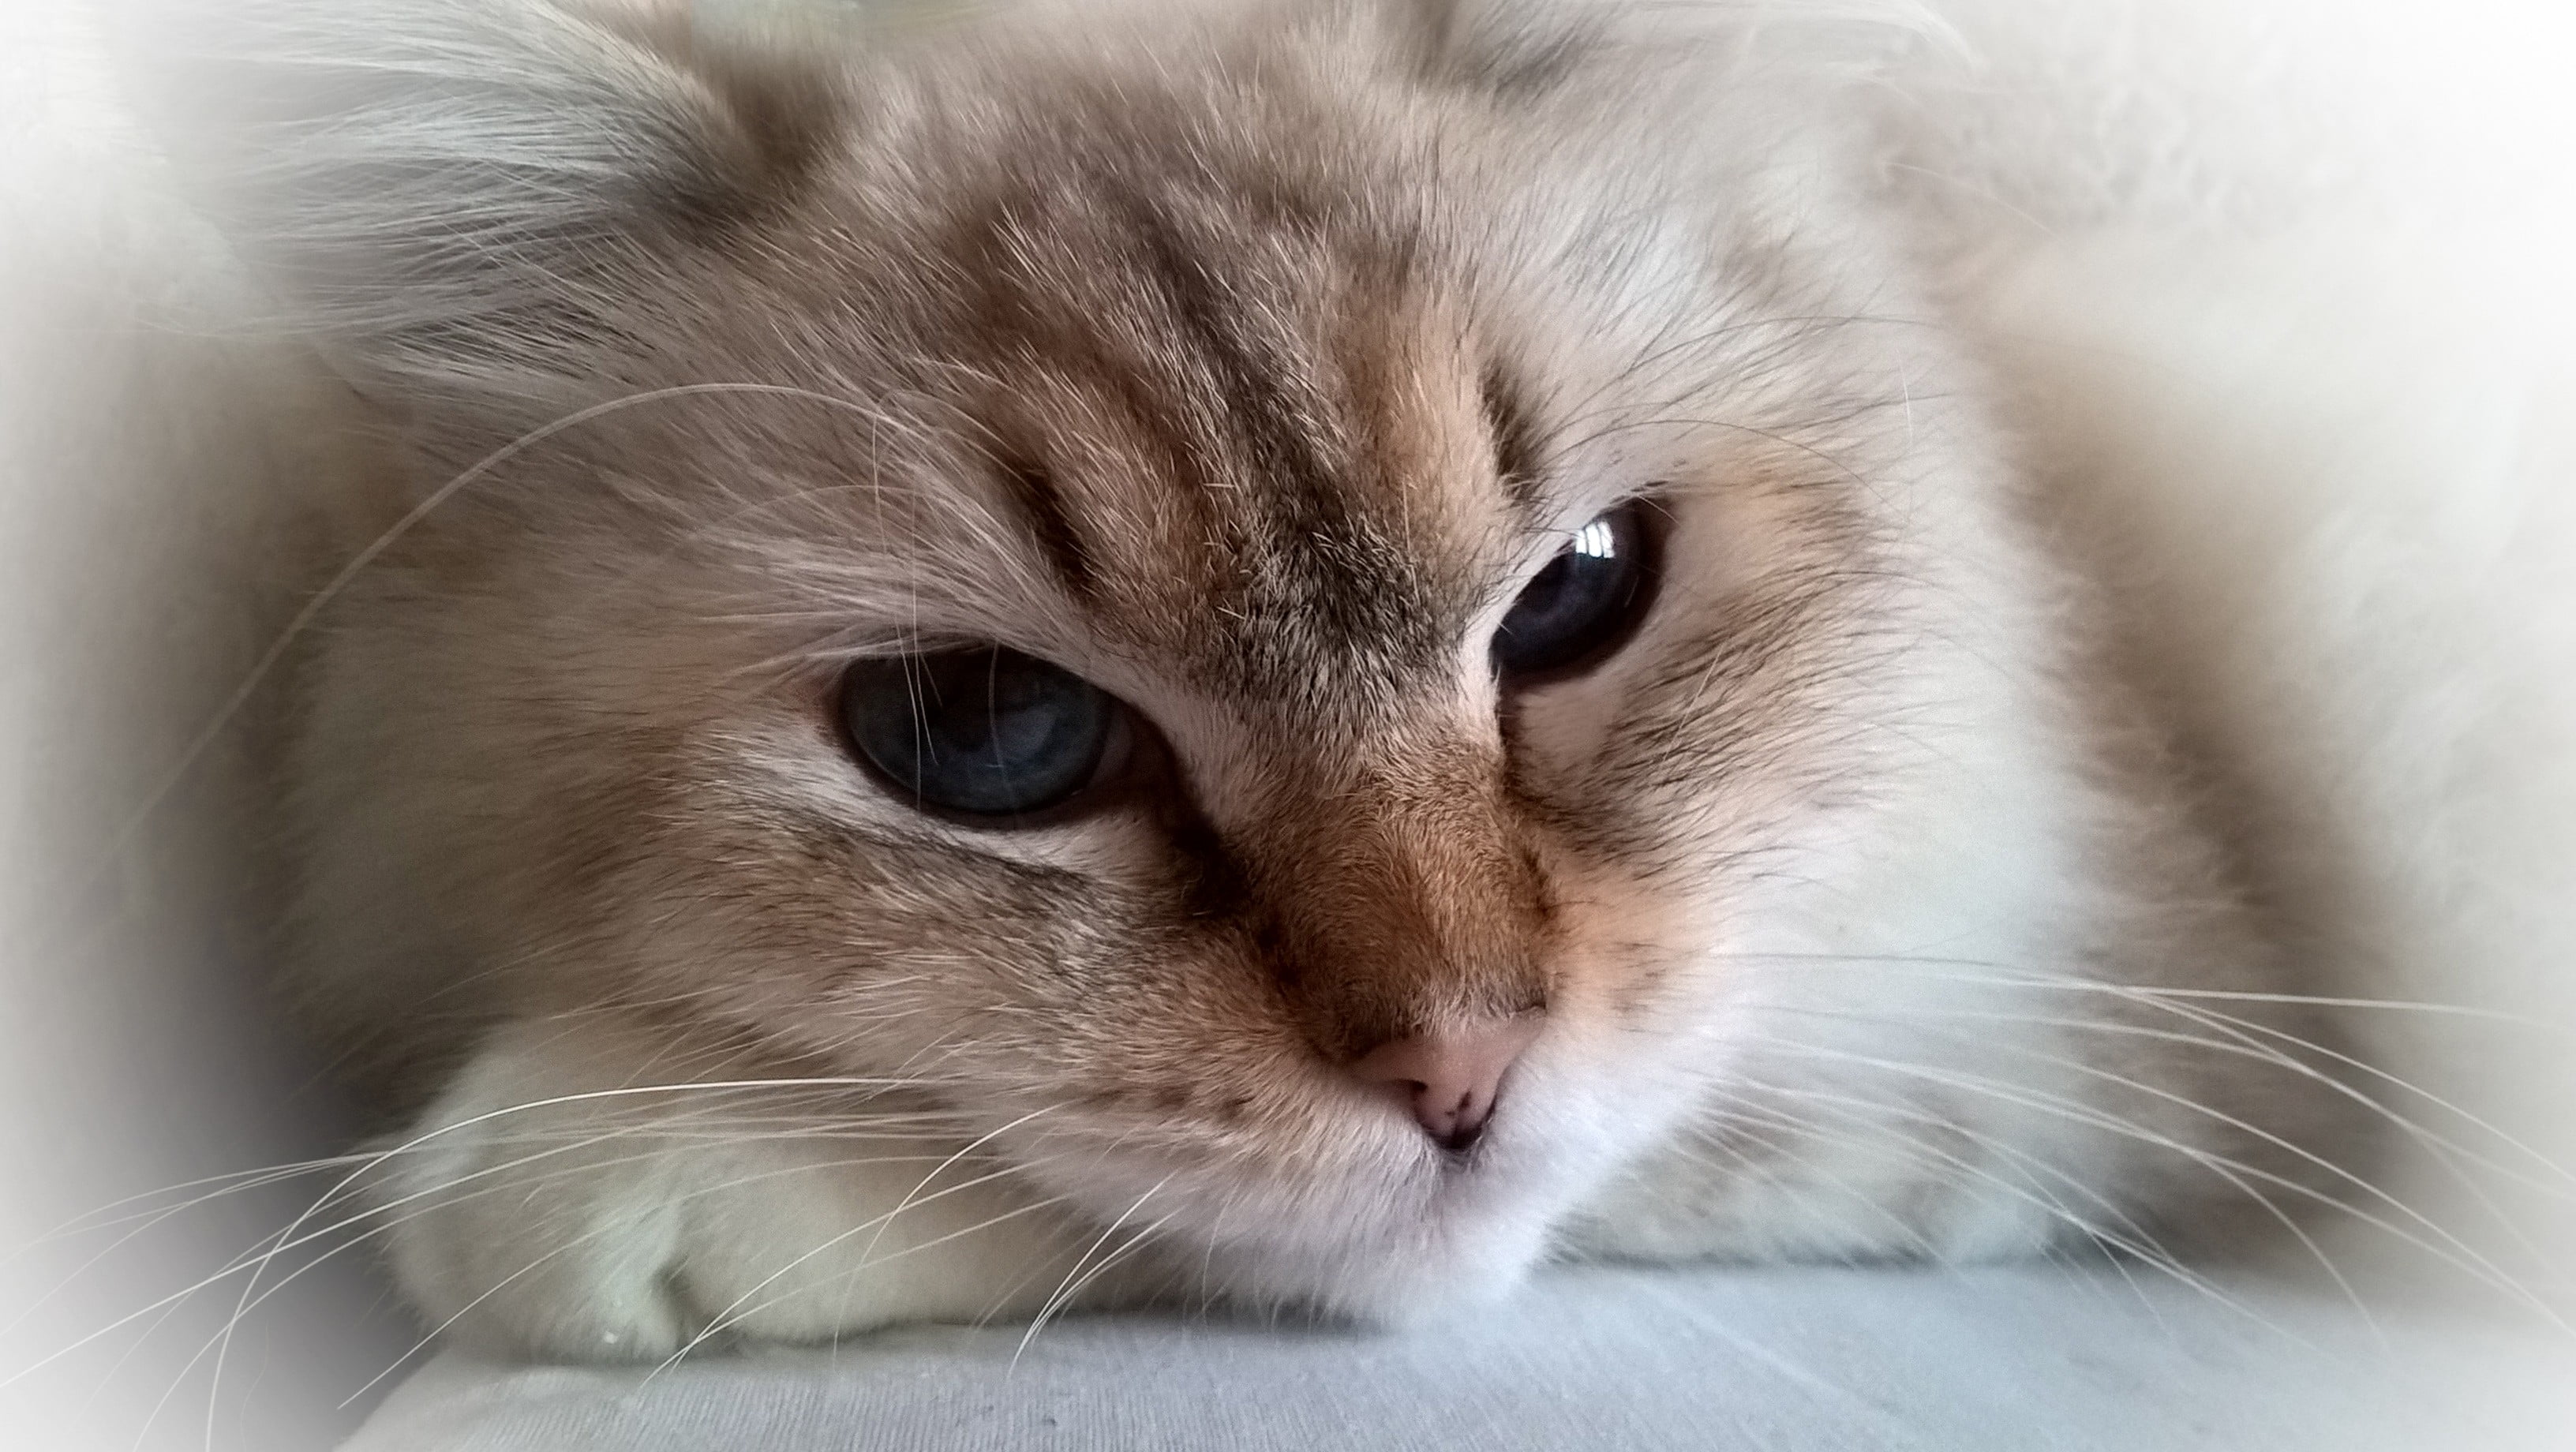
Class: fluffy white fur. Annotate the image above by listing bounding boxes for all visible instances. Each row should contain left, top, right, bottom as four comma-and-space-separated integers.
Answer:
1924, 0, 2576, 1300
1973, 224, 2576, 1301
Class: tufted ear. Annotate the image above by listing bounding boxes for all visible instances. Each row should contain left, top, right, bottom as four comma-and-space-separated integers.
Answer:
124, 0, 857, 407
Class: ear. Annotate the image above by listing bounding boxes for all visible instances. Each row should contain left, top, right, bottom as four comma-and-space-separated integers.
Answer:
124, 0, 854, 406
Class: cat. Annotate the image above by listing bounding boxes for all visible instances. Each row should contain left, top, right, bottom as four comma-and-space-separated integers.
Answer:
129, 0, 2368, 1362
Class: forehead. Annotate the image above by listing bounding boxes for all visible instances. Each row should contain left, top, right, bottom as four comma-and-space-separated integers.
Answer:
892, 97, 1535, 704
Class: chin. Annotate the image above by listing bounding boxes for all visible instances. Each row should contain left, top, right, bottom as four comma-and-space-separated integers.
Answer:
1196, 1119, 1653, 1326
1195, 1199, 1560, 1328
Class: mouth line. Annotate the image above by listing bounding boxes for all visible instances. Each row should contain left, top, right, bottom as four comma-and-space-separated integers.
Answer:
1436, 1138, 1494, 1173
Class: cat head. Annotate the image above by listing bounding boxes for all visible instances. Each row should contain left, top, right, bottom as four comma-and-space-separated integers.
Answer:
152, 0, 2011, 1317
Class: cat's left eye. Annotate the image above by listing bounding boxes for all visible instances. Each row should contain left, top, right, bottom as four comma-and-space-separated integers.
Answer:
837, 647, 1128, 819
1492, 501, 1658, 680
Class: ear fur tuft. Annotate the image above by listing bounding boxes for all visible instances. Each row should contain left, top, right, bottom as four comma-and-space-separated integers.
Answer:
124, 0, 854, 403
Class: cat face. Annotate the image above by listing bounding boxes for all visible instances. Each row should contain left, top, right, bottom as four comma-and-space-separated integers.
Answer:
214, 1, 1983, 1316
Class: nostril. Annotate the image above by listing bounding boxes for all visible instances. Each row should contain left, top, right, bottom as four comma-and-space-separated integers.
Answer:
1349, 1013, 1543, 1150
1424, 1084, 1491, 1153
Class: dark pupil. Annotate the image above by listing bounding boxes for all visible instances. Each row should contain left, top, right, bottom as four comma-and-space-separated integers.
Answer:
840, 647, 1112, 816
1493, 504, 1649, 677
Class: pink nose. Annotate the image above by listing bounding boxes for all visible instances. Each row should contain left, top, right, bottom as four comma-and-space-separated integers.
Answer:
1350, 1014, 1544, 1151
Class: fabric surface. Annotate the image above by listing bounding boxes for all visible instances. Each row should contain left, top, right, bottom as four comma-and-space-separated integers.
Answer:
343, 1264, 2574, 1451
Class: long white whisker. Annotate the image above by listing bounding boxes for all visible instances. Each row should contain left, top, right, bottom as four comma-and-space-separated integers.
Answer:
1735, 1030, 2563, 1330
1014, 1174, 1174, 1366
654, 1105, 1065, 1369
86, 381, 911, 895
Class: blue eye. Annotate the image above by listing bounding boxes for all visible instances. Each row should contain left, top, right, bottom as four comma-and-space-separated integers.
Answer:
839, 647, 1118, 818
1493, 502, 1657, 679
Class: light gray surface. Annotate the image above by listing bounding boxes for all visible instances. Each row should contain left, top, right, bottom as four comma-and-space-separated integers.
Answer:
344, 1264, 2575, 1451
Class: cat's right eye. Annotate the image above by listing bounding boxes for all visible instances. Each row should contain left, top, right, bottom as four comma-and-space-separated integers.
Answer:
837, 647, 1127, 819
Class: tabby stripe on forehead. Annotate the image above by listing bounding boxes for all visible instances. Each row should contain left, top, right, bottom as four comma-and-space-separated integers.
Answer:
1481, 364, 1548, 515
1106, 189, 1458, 675
998, 458, 1099, 599
1121, 193, 1348, 533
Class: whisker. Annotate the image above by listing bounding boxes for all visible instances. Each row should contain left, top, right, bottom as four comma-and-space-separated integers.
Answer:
82, 381, 924, 901
655, 1105, 1066, 1368
1015, 1175, 1176, 1365
2, 1076, 998, 1385
1728, 1029, 2565, 1329
1712, 951, 2576, 1192
1709, 1082, 2259, 1327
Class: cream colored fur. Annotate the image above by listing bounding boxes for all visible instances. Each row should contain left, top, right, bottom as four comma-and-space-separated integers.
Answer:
3, 0, 2568, 1399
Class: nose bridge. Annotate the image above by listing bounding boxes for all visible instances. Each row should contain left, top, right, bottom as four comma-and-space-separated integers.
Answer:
1253, 740, 1552, 1057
